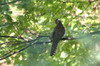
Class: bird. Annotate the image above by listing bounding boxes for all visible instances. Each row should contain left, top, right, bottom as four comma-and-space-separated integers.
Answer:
50, 19, 65, 56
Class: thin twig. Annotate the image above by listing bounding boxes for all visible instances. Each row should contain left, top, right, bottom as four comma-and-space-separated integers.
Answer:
0, 0, 20, 5
0, 36, 24, 40
0, 31, 99, 60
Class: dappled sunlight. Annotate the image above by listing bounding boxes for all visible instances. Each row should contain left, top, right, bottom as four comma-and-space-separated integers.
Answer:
0, 0, 100, 66
60, 51, 68, 58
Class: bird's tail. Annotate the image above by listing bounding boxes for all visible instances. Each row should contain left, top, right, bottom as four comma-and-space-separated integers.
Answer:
50, 42, 58, 56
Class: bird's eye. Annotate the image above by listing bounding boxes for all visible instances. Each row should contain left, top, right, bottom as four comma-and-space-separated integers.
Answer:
55, 19, 61, 24
57, 20, 61, 23
55, 21, 59, 24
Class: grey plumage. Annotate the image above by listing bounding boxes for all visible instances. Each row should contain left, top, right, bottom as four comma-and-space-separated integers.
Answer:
50, 19, 65, 56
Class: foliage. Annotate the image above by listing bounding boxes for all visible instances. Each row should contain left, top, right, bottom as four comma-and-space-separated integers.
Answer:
0, 0, 100, 66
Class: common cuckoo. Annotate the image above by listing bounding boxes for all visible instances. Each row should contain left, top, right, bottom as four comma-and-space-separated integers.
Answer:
50, 19, 65, 56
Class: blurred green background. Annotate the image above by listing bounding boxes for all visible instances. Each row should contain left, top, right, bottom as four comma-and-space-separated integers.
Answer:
0, 0, 100, 66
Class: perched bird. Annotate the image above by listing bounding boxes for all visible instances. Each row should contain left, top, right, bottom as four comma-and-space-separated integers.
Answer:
50, 19, 65, 56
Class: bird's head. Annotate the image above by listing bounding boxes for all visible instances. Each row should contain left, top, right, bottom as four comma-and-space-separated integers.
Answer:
55, 19, 61, 24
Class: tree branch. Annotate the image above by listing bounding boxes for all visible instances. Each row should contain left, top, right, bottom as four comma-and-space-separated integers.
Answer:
0, 0, 20, 5
0, 35, 24, 40
0, 38, 35, 60
0, 45, 31, 60
0, 31, 99, 60
61, 0, 98, 3
61, 31, 100, 40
